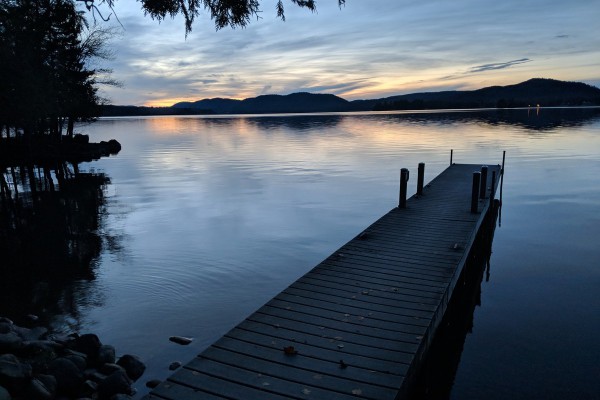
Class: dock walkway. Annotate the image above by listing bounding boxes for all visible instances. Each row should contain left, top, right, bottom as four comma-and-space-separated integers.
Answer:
144, 162, 502, 400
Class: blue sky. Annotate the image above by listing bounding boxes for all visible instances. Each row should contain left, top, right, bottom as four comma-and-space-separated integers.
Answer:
96, 0, 600, 106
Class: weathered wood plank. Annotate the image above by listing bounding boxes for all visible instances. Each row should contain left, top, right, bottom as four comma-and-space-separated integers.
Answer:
288, 281, 439, 312
192, 348, 400, 399
282, 287, 433, 320
224, 327, 409, 375
208, 338, 403, 389
266, 298, 427, 334
179, 359, 365, 400
236, 319, 416, 363
247, 312, 421, 353
256, 305, 425, 343
312, 265, 448, 293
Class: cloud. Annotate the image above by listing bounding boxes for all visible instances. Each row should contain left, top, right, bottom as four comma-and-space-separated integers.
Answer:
288, 80, 372, 96
97, 0, 600, 105
468, 58, 532, 73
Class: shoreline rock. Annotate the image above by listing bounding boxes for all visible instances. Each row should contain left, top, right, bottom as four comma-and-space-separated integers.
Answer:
0, 316, 144, 400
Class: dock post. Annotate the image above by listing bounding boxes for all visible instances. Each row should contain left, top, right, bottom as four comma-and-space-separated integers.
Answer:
450, 149, 453, 165
491, 170, 497, 200
471, 171, 481, 213
399, 168, 409, 208
479, 165, 488, 199
417, 163, 425, 196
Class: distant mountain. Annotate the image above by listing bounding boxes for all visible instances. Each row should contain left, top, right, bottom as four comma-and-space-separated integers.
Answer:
172, 92, 350, 114
104, 79, 600, 116
366, 78, 600, 111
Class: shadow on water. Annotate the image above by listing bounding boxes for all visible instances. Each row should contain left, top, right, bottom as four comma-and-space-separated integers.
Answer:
0, 162, 114, 330
409, 200, 501, 399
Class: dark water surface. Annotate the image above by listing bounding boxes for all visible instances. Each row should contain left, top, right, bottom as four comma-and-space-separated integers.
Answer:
1, 108, 599, 399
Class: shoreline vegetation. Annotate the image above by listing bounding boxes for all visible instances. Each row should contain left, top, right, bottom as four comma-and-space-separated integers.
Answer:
102, 78, 600, 117
0, 135, 121, 167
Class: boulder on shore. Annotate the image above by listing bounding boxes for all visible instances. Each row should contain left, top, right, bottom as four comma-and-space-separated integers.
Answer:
0, 316, 145, 400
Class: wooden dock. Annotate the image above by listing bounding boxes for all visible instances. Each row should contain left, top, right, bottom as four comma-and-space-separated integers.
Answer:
143, 162, 502, 400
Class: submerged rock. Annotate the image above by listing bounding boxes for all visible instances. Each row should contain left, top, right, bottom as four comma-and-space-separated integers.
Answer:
0, 334, 22, 353
97, 369, 132, 398
70, 334, 102, 360
145, 379, 161, 389
47, 357, 83, 396
0, 354, 32, 392
0, 385, 11, 400
24, 375, 56, 400
97, 345, 116, 365
168, 336, 193, 345
116, 355, 146, 381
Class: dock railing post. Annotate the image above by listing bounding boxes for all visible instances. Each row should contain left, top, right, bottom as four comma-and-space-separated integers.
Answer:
417, 163, 425, 196
471, 171, 481, 213
479, 165, 488, 199
399, 168, 409, 208
450, 149, 453, 166
491, 170, 497, 200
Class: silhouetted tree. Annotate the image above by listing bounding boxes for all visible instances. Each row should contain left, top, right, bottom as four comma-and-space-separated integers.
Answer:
0, 0, 116, 141
77, 0, 345, 34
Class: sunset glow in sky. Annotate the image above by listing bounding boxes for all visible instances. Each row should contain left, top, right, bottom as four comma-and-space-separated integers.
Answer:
97, 0, 600, 106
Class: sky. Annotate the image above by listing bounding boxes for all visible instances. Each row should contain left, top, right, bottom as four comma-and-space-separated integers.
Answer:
94, 0, 600, 106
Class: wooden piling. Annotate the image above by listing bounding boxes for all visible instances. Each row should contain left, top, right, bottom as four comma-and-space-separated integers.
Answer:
417, 163, 425, 196
399, 168, 409, 208
491, 170, 497, 200
479, 165, 488, 199
471, 171, 481, 213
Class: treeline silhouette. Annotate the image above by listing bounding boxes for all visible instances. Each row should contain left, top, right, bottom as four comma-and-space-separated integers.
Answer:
0, 0, 115, 147
100, 105, 213, 117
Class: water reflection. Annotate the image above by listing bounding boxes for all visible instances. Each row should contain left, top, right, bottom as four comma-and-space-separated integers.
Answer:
0, 162, 115, 331
138, 107, 600, 135
365, 107, 600, 132
411, 201, 500, 399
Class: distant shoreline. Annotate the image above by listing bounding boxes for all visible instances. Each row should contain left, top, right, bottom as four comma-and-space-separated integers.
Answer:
103, 78, 600, 117
100, 105, 600, 118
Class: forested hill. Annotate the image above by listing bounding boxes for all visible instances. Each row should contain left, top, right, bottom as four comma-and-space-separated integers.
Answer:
367, 78, 600, 111
172, 92, 350, 114
106, 79, 600, 116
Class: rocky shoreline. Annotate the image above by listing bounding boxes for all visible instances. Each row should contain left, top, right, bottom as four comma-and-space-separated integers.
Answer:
0, 317, 145, 400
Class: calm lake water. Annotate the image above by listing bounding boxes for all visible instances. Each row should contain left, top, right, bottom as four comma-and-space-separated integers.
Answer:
1, 108, 599, 399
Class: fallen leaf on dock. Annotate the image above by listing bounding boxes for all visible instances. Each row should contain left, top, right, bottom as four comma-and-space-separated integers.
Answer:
283, 346, 298, 355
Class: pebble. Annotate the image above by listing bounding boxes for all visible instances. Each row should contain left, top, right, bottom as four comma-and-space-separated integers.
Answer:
168, 336, 193, 345
145, 379, 162, 389
168, 361, 182, 371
